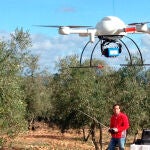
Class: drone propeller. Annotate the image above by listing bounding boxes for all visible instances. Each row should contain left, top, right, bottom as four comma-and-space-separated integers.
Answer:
128, 22, 150, 26
34, 25, 92, 28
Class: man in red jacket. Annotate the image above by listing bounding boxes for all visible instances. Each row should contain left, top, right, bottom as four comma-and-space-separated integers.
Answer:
108, 104, 129, 150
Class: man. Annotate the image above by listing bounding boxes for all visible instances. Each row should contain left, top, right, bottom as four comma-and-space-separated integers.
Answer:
108, 104, 129, 150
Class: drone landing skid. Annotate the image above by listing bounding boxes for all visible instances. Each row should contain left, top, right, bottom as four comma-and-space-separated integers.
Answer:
69, 65, 104, 69
120, 64, 150, 67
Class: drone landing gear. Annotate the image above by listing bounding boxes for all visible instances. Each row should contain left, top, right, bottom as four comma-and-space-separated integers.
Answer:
70, 39, 105, 69
120, 35, 150, 67
69, 35, 150, 69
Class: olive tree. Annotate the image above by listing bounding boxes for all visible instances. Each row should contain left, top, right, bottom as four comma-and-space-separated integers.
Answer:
0, 28, 32, 141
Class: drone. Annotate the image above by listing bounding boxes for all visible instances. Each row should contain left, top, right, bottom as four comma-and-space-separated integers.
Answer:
35, 16, 150, 68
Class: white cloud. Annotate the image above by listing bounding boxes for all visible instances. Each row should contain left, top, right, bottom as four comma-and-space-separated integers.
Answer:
0, 30, 11, 41
61, 7, 76, 13
30, 33, 88, 72
139, 34, 150, 65
141, 34, 150, 48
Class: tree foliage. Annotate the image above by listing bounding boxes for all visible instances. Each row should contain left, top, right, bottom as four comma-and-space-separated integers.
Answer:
50, 55, 150, 135
0, 28, 32, 136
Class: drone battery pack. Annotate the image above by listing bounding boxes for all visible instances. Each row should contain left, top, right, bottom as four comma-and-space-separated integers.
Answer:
108, 47, 119, 57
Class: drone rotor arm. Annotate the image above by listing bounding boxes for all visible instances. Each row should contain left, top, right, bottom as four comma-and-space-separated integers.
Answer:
59, 27, 97, 42
128, 22, 150, 34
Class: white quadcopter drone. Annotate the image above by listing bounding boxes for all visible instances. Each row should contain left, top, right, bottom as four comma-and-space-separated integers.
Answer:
36, 16, 150, 68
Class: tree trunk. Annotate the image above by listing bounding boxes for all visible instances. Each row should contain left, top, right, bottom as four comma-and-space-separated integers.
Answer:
98, 123, 103, 150
82, 127, 91, 141
28, 117, 35, 130
91, 121, 100, 150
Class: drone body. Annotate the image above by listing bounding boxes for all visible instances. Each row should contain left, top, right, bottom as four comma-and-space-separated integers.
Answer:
95, 16, 126, 36
54, 16, 150, 43
35, 16, 150, 67
58, 16, 127, 42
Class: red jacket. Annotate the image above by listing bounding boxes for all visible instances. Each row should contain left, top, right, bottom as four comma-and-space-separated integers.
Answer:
110, 112, 129, 138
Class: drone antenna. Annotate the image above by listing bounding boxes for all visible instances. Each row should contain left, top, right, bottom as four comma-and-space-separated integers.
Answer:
113, 0, 116, 15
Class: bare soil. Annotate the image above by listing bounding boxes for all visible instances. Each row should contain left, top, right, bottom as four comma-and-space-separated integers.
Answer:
2, 122, 132, 150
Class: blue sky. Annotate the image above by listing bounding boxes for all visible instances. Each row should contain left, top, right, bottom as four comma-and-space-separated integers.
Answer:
0, 0, 150, 72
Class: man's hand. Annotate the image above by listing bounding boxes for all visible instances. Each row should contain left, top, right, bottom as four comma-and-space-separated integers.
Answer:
108, 128, 118, 133
112, 128, 118, 132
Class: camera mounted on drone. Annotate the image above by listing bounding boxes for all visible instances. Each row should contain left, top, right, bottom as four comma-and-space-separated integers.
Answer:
100, 38, 122, 57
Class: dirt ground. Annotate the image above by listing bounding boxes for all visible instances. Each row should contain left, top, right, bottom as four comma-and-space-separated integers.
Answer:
2, 122, 132, 150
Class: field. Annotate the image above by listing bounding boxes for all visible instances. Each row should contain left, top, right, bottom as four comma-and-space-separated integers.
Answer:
2, 122, 133, 150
